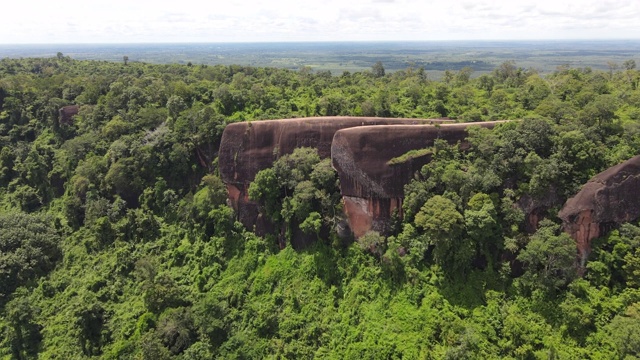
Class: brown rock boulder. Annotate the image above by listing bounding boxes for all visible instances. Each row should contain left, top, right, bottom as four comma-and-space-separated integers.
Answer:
331, 121, 508, 237
559, 155, 640, 264
59, 105, 79, 125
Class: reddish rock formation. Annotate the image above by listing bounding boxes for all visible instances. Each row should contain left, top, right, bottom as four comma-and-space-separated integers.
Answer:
331, 121, 508, 237
59, 105, 79, 125
559, 155, 640, 265
219, 117, 452, 186
218, 116, 453, 232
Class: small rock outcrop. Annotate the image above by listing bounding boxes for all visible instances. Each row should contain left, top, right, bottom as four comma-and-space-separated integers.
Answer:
218, 116, 452, 231
59, 105, 79, 125
331, 121, 507, 237
517, 189, 561, 233
559, 155, 640, 264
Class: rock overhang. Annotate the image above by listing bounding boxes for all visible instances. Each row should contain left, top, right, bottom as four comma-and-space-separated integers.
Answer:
330, 121, 509, 236
331, 121, 509, 199
559, 155, 640, 263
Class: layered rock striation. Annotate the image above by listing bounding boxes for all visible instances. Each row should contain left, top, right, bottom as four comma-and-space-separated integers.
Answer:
331, 121, 507, 237
559, 155, 640, 264
218, 116, 452, 231
219, 115, 640, 259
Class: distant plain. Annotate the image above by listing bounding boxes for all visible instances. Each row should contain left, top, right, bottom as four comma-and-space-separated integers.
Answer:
1, 40, 639, 78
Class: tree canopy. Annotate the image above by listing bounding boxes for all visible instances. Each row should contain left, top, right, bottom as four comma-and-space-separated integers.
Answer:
0, 55, 640, 358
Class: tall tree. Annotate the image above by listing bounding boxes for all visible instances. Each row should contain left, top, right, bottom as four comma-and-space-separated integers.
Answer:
372, 61, 385, 78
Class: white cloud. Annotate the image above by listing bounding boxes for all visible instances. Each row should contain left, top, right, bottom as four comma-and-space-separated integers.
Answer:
0, 0, 639, 43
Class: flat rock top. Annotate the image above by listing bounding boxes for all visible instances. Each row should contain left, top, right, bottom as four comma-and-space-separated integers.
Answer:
218, 116, 453, 185
590, 155, 640, 186
227, 116, 453, 126
331, 121, 507, 198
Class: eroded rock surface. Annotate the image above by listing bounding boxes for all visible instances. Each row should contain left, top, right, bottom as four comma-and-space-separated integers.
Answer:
559, 155, 640, 264
218, 116, 452, 232
59, 105, 79, 125
517, 189, 561, 233
331, 121, 507, 237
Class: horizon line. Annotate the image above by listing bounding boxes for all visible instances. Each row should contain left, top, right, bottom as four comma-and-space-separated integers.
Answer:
2, 38, 640, 46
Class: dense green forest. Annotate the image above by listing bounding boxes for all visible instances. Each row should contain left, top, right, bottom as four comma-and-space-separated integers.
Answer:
1, 55, 640, 359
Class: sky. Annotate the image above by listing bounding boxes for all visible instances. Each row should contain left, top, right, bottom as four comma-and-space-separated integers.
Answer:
1, 0, 639, 44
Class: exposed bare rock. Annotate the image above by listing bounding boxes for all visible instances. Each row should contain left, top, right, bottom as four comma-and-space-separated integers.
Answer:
219, 117, 452, 188
218, 116, 452, 231
331, 121, 508, 237
559, 155, 640, 264
59, 105, 79, 125
517, 189, 561, 233
342, 196, 403, 239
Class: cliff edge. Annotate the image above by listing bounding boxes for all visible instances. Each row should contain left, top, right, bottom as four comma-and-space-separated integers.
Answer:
559, 155, 640, 264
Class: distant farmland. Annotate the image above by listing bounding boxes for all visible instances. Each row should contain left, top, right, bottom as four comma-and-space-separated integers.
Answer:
1, 40, 639, 77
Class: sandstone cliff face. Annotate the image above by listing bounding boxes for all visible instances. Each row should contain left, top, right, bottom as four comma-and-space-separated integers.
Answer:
342, 196, 403, 239
218, 116, 452, 232
559, 155, 640, 264
219, 117, 452, 186
331, 121, 507, 237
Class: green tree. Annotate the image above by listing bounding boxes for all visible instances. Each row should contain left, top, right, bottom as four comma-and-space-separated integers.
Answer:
249, 167, 282, 221
167, 95, 187, 120
0, 213, 61, 301
135, 258, 186, 313
604, 303, 640, 358
414, 195, 469, 271
299, 211, 322, 237
75, 299, 107, 356
105, 157, 143, 205
580, 94, 618, 130
358, 231, 386, 258
623, 59, 636, 71
517, 219, 577, 293
464, 193, 501, 262
190, 175, 228, 220
623, 247, 640, 287
157, 307, 197, 355
249, 147, 341, 246
2, 289, 42, 360
372, 61, 385, 78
